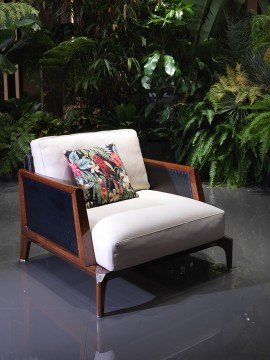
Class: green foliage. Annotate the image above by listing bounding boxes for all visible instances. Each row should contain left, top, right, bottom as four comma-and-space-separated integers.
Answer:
0, 2, 39, 30
0, 2, 40, 74
173, 100, 265, 188
241, 96, 270, 170
251, 7, 270, 53
0, 99, 61, 176
208, 64, 262, 112
40, 37, 96, 74
170, 10, 270, 188
147, 0, 194, 27
188, 0, 241, 45
226, 14, 270, 88
226, 16, 251, 63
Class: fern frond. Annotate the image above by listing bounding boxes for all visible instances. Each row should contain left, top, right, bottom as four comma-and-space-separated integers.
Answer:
0, 3, 39, 30
0, 129, 34, 176
209, 161, 217, 187
208, 63, 262, 111
251, 11, 270, 52
40, 37, 96, 71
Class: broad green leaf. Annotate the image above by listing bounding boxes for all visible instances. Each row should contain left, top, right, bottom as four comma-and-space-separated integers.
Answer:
164, 55, 176, 76
0, 54, 16, 74
127, 57, 140, 72
175, 9, 183, 20
141, 75, 151, 89
145, 102, 156, 117
165, 10, 175, 19
160, 107, 171, 123
144, 52, 160, 76
15, 18, 36, 28
0, 30, 14, 50
188, 0, 241, 45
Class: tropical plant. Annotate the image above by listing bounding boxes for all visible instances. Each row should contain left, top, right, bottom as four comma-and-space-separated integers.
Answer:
0, 2, 40, 74
208, 63, 262, 115
0, 99, 61, 176
188, 0, 241, 45
226, 12, 270, 89
184, 0, 242, 92
241, 96, 270, 173
171, 9, 270, 188
141, 0, 193, 91
173, 100, 265, 188
39, 1, 146, 116
251, 6, 270, 53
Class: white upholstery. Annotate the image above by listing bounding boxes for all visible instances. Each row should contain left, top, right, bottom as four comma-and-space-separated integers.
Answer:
31, 129, 149, 191
88, 190, 225, 271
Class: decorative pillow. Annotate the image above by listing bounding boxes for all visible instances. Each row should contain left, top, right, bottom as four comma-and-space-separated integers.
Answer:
65, 144, 138, 208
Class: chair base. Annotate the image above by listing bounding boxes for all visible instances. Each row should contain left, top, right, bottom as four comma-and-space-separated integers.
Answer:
19, 232, 233, 318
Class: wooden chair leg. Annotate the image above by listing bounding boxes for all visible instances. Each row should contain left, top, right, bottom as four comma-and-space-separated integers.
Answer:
217, 237, 233, 270
20, 233, 31, 262
96, 272, 108, 318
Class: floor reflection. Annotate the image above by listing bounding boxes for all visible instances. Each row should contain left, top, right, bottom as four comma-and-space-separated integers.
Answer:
0, 182, 270, 359
0, 252, 269, 360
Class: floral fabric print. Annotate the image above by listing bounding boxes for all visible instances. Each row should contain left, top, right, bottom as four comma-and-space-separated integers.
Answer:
65, 144, 138, 208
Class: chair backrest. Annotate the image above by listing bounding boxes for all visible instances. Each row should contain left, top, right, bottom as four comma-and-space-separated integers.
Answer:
31, 129, 149, 191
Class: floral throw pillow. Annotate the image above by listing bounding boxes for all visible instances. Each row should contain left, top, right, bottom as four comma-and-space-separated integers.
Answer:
65, 143, 138, 208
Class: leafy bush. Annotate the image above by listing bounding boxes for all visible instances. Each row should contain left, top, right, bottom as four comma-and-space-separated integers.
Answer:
171, 8, 270, 188
241, 96, 270, 172
172, 99, 267, 188
208, 64, 262, 110
0, 2, 40, 74
0, 99, 61, 176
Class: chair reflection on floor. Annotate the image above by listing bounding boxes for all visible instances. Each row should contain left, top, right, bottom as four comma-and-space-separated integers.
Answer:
17, 252, 236, 360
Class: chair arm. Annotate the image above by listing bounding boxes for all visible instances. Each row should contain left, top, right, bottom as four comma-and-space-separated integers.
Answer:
18, 169, 96, 267
143, 158, 205, 202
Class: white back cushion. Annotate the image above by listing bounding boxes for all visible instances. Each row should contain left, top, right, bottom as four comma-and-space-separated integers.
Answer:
31, 129, 149, 190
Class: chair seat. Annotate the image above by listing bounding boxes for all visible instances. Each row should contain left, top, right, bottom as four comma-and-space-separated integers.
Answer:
88, 190, 225, 271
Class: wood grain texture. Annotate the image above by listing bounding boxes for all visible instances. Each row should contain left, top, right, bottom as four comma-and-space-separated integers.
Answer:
19, 169, 77, 193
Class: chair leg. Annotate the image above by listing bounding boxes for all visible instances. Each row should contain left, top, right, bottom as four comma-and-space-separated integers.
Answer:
217, 237, 233, 270
96, 272, 108, 318
20, 233, 31, 262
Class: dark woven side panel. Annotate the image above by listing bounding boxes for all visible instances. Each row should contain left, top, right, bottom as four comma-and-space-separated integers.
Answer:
23, 177, 78, 254
146, 164, 193, 199
24, 154, 35, 172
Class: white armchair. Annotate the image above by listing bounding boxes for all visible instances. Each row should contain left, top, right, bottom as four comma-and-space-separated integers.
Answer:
19, 129, 232, 317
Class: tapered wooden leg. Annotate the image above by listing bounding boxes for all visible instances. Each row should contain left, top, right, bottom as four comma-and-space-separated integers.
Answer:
217, 237, 233, 270
96, 269, 109, 318
20, 233, 31, 262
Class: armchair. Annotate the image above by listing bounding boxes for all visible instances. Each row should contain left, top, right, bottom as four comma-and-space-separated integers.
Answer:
19, 129, 232, 317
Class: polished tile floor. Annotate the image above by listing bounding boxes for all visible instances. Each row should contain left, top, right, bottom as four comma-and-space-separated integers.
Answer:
0, 180, 269, 360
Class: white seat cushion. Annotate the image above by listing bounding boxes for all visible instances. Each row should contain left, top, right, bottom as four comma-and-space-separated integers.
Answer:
88, 190, 225, 271
31, 129, 149, 191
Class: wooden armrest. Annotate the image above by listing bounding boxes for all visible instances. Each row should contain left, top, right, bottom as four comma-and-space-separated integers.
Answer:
143, 158, 195, 173
19, 169, 78, 192
18, 169, 95, 267
143, 158, 205, 202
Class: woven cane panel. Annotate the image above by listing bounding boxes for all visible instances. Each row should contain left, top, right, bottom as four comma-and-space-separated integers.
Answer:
145, 164, 193, 199
23, 177, 78, 254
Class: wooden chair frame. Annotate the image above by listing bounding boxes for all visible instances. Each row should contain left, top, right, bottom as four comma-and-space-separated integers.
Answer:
19, 158, 233, 317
